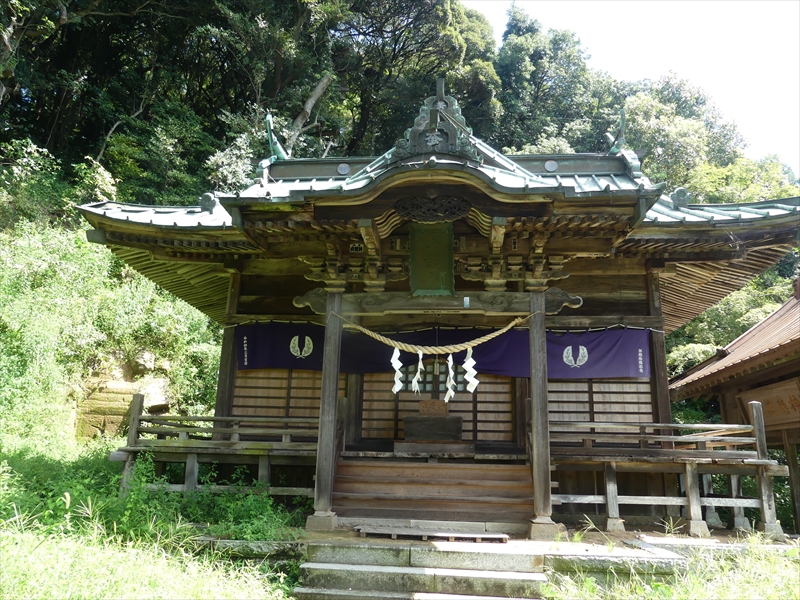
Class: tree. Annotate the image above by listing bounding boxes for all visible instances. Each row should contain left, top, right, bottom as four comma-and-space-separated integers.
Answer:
686, 155, 800, 204
333, 0, 497, 155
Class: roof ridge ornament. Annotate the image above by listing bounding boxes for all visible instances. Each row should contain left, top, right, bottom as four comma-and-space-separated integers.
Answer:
390, 78, 483, 164
605, 108, 626, 154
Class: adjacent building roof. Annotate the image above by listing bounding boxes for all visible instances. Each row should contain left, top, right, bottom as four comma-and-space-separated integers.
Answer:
670, 280, 800, 399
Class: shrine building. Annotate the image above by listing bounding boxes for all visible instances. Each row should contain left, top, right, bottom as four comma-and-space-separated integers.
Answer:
81, 80, 800, 537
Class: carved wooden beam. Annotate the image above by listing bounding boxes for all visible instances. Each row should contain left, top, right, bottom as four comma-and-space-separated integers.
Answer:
293, 288, 582, 316
358, 218, 381, 258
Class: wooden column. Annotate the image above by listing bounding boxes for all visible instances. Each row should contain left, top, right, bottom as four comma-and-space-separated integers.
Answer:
184, 453, 199, 492
749, 401, 784, 538
647, 270, 677, 514
528, 290, 559, 537
604, 462, 625, 531
307, 292, 343, 530
646, 273, 672, 430
120, 393, 145, 495
214, 274, 241, 426
727, 474, 751, 531
783, 429, 800, 535
698, 441, 724, 528
684, 462, 710, 537
344, 373, 363, 445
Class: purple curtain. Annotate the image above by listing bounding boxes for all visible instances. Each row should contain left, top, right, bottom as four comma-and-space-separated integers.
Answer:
236, 323, 650, 379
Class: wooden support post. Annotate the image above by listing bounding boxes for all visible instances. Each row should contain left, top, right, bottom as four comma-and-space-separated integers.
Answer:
343, 373, 362, 445
646, 273, 673, 449
126, 393, 145, 448
258, 454, 271, 487
749, 401, 784, 538
727, 474, 751, 531
214, 326, 238, 438
119, 454, 137, 497
604, 461, 625, 532
528, 290, 561, 538
307, 291, 343, 531
120, 393, 145, 496
684, 462, 710, 537
184, 453, 198, 493
783, 429, 800, 535
214, 274, 240, 440
698, 441, 724, 528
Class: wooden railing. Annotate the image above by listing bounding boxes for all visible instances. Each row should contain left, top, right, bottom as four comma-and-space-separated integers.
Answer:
131, 415, 320, 445
548, 421, 759, 458
545, 401, 787, 537
113, 394, 319, 496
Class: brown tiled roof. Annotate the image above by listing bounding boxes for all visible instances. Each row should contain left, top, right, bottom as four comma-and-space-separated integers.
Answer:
670, 281, 800, 398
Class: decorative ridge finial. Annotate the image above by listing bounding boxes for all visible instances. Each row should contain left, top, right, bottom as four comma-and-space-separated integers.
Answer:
605, 108, 626, 154
389, 79, 483, 163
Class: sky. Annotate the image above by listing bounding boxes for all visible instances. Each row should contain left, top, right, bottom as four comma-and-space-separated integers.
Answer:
462, 0, 800, 178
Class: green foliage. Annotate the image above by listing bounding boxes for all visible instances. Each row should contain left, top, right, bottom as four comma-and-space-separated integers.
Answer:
0, 440, 307, 544
0, 440, 292, 599
544, 537, 800, 600
624, 90, 708, 189
0, 220, 222, 435
0, 138, 71, 224
686, 155, 800, 204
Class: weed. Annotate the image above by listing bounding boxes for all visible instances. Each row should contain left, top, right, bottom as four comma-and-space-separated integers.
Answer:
657, 516, 686, 536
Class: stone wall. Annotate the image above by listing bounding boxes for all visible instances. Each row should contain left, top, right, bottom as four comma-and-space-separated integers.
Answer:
77, 376, 169, 438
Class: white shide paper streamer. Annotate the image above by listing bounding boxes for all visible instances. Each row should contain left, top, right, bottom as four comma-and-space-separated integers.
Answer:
444, 353, 455, 402
463, 347, 479, 393
391, 348, 403, 393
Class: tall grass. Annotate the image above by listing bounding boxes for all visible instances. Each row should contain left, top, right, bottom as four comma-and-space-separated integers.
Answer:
0, 434, 305, 599
545, 536, 800, 600
0, 528, 288, 599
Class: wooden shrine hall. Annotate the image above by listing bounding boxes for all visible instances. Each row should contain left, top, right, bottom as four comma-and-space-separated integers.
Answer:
81, 80, 800, 538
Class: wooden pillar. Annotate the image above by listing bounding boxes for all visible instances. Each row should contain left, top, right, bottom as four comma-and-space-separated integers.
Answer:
257, 454, 271, 486
120, 393, 145, 496
307, 292, 343, 530
528, 290, 559, 537
184, 453, 199, 493
698, 441, 724, 528
604, 462, 625, 531
684, 462, 710, 537
344, 373, 363, 445
783, 429, 800, 535
749, 401, 784, 538
727, 474, 751, 531
215, 274, 241, 426
646, 273, 672, 433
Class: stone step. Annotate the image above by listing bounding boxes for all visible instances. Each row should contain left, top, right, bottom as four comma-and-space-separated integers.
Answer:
307, 541, 544, 573
300, 562, 546, 598
293, 588, 537, 600
305, 539, 685, 576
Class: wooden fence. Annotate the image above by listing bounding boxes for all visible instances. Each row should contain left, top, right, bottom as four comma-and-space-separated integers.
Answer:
541, 401, 787, 537
111, 393, 318, 496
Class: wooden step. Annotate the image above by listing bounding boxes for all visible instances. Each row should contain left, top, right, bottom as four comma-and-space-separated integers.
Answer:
336, 461, 532, 482
335, 479, 554, 496
334, 506, 534, 522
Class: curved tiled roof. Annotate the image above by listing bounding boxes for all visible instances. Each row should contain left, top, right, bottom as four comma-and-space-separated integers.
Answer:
645, 197, 800, 223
